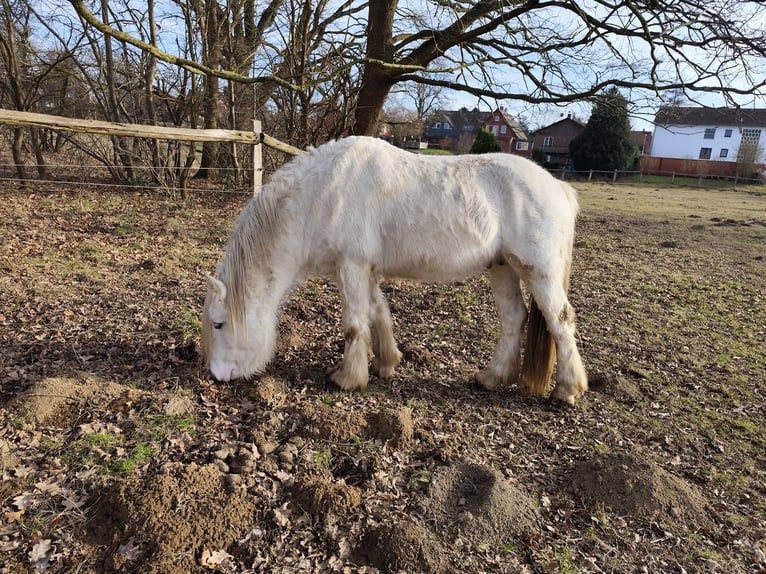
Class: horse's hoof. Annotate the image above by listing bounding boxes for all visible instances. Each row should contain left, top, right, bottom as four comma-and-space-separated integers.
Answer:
327, 369, 368, 392
545, 395, 575, 411
371, 357, 398, 379
474, 369, 501, 391
550, 382, 584, 406
323, 373, 342, 392
547, 394, 576, 409
469, 379, 492, 393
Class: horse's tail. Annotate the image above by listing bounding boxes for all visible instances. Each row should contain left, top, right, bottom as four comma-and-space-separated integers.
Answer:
519, 260, 572, 396
519, 296, 556, 396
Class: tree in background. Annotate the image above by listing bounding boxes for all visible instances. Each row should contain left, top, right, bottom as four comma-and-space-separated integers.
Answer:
735, 139, 765, 179
569, 88, 637, 171
67, 0, 766, 141
470, 128, 500, 154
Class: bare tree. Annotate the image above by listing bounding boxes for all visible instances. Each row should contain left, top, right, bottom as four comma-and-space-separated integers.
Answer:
0, 0, 80, 181
64, 0, 766, 139
0, 0, 31, 182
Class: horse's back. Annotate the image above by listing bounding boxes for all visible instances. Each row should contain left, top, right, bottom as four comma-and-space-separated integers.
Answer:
288, 137, 577, 281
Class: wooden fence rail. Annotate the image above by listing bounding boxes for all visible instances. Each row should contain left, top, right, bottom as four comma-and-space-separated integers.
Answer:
0, 108, 304, 193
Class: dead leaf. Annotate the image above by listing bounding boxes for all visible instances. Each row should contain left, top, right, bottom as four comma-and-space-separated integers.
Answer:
117, 537, 142, 560
273, 504, 291, 527
200, 548, 234, 568
28, 538, 52, 573
12, 492, 35, 511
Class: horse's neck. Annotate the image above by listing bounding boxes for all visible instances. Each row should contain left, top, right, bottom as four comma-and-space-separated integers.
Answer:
247, 232, 304, 314
235, 187, 306, 313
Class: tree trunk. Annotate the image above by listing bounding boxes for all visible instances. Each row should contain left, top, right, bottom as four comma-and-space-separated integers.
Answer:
196, 0, 222, 181
30, 128, 47, 180
101, 0, 133, 180
352, 0, 398, 136
11, 128, 28, 187
145, 0, 160, 182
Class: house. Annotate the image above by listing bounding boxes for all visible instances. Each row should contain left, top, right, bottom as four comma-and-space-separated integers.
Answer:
425, 107, 489, 152
482, 108, 531, 157
530, 114, 585, 169
644, 106, 766, 177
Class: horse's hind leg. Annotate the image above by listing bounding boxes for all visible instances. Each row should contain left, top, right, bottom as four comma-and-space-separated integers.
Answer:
526, 275, 588, 405
475, 263, 527, 390
330, 262, 373, 391
370, 282, 403, 378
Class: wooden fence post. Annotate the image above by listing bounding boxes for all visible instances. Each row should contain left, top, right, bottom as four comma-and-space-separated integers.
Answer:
253, 120, 263, 195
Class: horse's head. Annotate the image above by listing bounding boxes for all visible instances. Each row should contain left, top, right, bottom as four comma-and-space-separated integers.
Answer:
201, 272, 277, 382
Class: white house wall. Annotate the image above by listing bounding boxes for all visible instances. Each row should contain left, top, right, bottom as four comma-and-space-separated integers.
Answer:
651, 124, 766, 163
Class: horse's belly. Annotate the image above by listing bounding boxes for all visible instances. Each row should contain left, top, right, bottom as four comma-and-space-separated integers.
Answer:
378, 242, 493, 282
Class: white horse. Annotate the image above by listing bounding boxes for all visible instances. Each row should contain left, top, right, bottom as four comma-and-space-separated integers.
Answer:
202, 136, 588, 404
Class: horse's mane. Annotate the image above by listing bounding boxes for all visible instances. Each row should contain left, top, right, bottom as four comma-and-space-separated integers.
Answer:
221, 177, 288, 324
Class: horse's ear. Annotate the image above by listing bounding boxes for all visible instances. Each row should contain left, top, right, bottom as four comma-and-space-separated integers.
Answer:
205, 274, 227, 302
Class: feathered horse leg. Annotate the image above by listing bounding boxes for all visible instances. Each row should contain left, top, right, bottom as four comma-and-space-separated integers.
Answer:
369, 282, 403, 378
330, 261, 374, 391
521, 261, 587, 405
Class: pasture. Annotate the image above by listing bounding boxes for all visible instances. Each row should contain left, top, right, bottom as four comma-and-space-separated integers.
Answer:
0, 179, 764, 573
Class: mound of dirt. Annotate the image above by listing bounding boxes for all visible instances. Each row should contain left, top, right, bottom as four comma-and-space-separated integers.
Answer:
570, 451, 712, 530
588, 371, 643, 402
422, 462, 541, 549
83, 462, 264, 573
357, 519, 448, 573
9, 374, 135, 426
293, 474, 362, 519
297, 401, 414, 448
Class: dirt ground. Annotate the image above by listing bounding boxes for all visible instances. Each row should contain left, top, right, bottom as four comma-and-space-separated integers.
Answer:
0, 178, 765, 573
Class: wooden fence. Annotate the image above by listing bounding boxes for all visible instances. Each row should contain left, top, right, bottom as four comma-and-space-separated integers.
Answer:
0, 108, 304, 194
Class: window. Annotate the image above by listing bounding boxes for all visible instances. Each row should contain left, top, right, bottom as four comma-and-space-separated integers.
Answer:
443, 122, 451, 130
704, 128, 716, 139
724, 129, 733, 138
494, 115, 500, 121
491, 125, 499, 135
699, 147, 712, 159
516, 141, 529, 151
434, 122, 441, 129
500, 125, 507, 134
543, 137, 553, 147
720, 148, 729, 158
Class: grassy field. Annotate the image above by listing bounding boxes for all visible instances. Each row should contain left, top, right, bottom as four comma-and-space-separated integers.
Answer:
0, 179, 764, 573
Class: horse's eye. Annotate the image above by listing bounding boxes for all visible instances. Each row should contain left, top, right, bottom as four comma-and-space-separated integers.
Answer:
213, 322, 224, 330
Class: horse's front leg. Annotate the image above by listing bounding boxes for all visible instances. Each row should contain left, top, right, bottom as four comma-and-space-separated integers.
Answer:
370, 282, 403, 378
330, 262, 374, 391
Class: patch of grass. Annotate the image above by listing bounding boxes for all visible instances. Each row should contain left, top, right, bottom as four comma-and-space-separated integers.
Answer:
314, 449, 333, 470
56, 412, 196, 477
9, 412, 31, 430
107, 442, 154, 477
316, 392, 336, 406
112, 224, 139, 236
138, 413, 198, 442
542, 541, 579, 574
85, 432, 119, 448
174, 308, 201, 340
